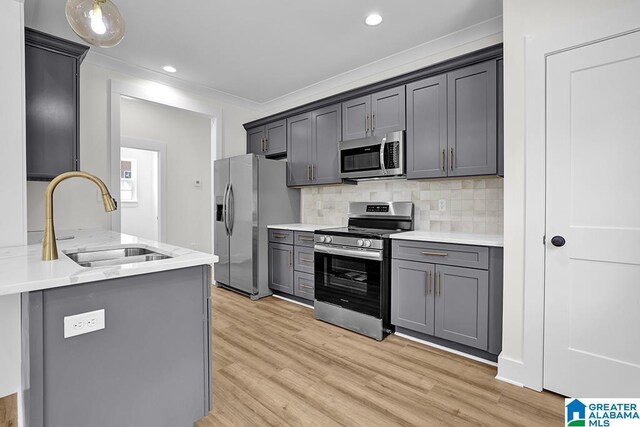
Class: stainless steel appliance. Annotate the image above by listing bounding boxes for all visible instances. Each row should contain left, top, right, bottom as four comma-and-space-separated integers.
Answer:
339, 131, 405, 180
314, 201, 414, 340
214, 154, 300, 299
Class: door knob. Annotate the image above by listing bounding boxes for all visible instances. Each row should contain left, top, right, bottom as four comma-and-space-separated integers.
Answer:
551, 236, 566, 247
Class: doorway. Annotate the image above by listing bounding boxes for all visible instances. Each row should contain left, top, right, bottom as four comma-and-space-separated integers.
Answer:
120, 144, 163, 242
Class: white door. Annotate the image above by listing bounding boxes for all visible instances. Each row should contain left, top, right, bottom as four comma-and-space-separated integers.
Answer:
544, 30, 640, 397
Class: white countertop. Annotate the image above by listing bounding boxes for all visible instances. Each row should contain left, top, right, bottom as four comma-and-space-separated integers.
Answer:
267, 223, 341, 232
0, 229, 217, 296
391, 231, 504, 247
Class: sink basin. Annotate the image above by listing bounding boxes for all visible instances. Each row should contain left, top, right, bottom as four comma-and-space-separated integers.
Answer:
65, 247, 171, 268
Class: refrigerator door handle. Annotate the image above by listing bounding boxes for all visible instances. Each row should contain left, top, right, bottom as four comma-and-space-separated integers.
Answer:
223, 183, 230, 236
228, 184, 235, 235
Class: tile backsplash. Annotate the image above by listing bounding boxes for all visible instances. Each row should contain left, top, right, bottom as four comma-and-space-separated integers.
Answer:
301, 177, 504, 234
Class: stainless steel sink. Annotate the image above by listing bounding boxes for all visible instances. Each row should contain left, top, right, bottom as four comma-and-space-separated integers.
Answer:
65, 247, 171, 268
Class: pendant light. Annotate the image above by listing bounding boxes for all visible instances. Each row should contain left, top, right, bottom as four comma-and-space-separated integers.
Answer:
66, 0, 125, 48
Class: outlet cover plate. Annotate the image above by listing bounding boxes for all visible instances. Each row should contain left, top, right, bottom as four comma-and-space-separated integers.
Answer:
64, 309, 105, 338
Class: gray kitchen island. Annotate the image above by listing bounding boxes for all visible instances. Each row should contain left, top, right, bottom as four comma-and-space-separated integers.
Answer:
0, 229, 216, 427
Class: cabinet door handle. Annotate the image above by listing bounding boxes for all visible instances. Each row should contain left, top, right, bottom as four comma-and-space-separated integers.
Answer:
436, 272, 441, 297
441, 149, 446, 172
299, 283, 313, 290
265, 138, 269, 152
312, 164, 315, 180
365, 113, 370, 133
372, 113, 376, 131
289, 251, 292, 267
273, 233, 289, 239
426, 270, 431, 295
422, 251, 448, 257
300, 257, 314, 263
307, 164, 311, 181
450, 147, 454, 171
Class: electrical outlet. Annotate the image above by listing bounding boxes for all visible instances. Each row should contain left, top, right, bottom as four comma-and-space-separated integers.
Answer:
438, 199, 447, 211
64, 309, 105, 339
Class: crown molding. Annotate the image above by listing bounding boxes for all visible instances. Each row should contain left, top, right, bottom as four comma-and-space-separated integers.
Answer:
260, 15, 503, 115
83, 50, 262, 111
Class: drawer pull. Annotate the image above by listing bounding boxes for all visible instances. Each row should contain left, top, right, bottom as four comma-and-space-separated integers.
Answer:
273, 233, 289, 238
298, 236, 315, 241
299, 283, 313, 290
300, 257, 314, 263
422, 251, 448, 257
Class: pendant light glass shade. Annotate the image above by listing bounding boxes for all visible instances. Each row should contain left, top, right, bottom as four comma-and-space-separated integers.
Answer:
66, 0, 125, 48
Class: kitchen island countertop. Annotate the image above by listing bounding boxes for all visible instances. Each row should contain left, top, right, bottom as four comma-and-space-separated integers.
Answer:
0, 229, 217, 296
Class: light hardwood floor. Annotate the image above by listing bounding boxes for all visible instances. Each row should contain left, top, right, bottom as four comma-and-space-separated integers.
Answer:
197, 286, 564, 426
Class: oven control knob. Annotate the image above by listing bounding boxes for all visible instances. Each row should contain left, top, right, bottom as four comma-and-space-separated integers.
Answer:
357, 239, 364, 247
325, 236, 332, 243
318, 236, 326, 243
363, 240, 372, 248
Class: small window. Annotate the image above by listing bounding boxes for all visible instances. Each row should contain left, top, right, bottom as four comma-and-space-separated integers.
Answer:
120, 158, 137, 203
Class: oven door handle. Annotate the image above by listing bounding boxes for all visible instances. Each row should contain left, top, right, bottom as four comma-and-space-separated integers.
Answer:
314, 245, 383, 261
379, 136, 388, 175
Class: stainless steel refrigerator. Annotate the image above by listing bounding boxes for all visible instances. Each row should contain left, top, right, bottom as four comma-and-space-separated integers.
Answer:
214, 154, 300, 299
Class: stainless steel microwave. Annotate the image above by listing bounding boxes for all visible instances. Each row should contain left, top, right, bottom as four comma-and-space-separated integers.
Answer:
339, 131, 405, 180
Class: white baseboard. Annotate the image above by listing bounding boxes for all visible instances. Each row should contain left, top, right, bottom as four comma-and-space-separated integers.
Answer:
395, 331, 497, 367
495, 375, 524, 388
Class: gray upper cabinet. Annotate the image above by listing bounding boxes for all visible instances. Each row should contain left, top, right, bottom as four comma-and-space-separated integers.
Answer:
406, 75, 448, 179
447, 60, 497, 177
371, 86, 406, 136
342, 95, 370, 141
342, 86, 405, 141
391, 259, 435, 335
311, 104, 342, 185
286, 112, 312, 186
247, 126, 265, 155
287, 104, 341, 187
434, 265, 489, 350
268, 242, 294, 294
497, 58, 504, 177
247, 119, 287, 157
25, 28, 88, 181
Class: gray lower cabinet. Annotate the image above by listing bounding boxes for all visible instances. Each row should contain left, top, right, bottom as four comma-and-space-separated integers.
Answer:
342, 86, 406, 141
286, 104, 342, 187
268, 242, 294, 293
435, 265, 489, 350
269, 229, 315, 302
247, 119, 287, 157
23, 266, 211, 427
25, 28, 89, 181
391, 260, 435, 335
392, 240, 503, 355
407, 59, 499, 180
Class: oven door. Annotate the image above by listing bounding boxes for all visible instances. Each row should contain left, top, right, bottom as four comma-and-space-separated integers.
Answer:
314, 245, 383, 318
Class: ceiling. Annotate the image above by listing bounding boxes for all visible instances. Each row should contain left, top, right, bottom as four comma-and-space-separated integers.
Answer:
25, 0, 502, 103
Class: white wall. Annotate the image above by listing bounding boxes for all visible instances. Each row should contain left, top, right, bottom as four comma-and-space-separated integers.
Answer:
27, 60, 259, 233
499, 0, 640, 387
0, 1, 26, 424
120, 99, 212, 252
120, 147, 159, 241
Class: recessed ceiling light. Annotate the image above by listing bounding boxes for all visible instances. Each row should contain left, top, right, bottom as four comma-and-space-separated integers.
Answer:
365, 14, 383, 26
162, 65, 177, 73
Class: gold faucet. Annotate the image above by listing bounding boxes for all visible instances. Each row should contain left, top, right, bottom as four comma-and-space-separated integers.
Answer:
42, 171, 118, 261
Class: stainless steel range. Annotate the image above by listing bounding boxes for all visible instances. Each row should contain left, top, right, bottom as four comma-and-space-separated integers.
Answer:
314, 202, 414, 340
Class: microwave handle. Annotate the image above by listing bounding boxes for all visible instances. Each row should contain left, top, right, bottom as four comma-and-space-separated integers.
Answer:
379, 136, 388, 175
